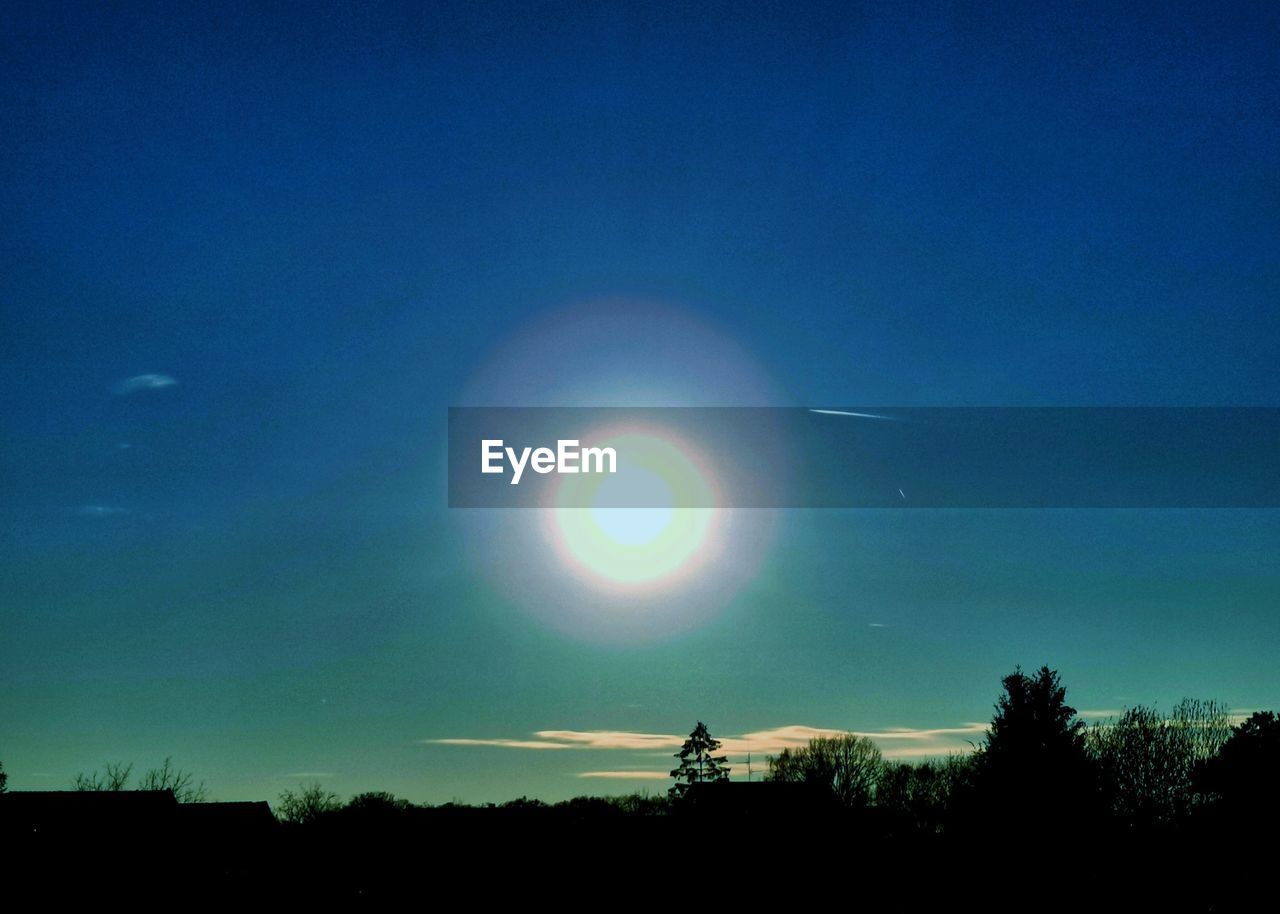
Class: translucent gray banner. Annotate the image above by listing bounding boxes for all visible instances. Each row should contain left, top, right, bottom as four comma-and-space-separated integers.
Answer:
447, 408, 1280, 508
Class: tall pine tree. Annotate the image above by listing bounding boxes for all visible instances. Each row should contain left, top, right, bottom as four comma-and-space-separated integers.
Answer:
670, 721, 730, 799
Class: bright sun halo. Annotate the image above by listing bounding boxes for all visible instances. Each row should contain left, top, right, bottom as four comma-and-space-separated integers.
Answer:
549, 431, 718, 587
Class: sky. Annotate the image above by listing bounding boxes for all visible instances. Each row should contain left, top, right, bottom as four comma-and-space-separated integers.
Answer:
2, 1, 1278, 803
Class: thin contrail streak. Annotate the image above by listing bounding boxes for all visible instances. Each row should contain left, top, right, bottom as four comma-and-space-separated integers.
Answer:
808, 408, 897, 420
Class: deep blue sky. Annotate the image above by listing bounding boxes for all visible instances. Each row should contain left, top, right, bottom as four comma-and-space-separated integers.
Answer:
2, 1, 1278, 802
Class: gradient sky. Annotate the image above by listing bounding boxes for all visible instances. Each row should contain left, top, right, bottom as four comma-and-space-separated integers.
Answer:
2, 1, 1278, 803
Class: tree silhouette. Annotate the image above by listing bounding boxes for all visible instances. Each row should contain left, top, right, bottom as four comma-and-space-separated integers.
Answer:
877, 754, 973, 833
766, 732, 883, 808
969, 665, 1099, 830
0, 760, 7, 793
1195, 710, 1280, 821
72, 761, 133, 791
670, 721, 730, 799
70, 758, 206, 802
137, 756, 208, 803
345, 791, 412, 815
1088, 699, 1232, 827
276, 782, 343, 824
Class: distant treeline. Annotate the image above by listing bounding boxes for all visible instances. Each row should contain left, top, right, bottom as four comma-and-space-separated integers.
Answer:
4, 664, 1277, 906
15, 664, 1276, 837
251, 665, 1277, 841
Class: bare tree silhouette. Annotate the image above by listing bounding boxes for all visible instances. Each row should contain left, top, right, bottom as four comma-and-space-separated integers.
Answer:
767, 732, 884, 808
71, 758, 206, 802
1088, 699, 1232, 826
276, 782, 342, 824
72, 761, 133, 792
878, 754, 973, 833
137, 756, 208, 803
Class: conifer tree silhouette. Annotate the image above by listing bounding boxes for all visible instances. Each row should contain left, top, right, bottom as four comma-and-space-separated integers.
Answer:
670, 721, 730, 799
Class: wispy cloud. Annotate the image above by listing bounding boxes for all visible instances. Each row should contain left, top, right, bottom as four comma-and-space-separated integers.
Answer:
115, 373, 177, 395
425, 723, 987, 763
1079, 707, 1258, 726
535, 730, 684, 750
279, 771, 337, 779
720, 725, 986, 760
77, 504, 127, 517
432, 738, 580, 750
577, 770, 671, 780
432, 731, 681, 751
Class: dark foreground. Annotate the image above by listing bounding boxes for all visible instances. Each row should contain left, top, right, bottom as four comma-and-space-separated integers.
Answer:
2, 790, 1274, 909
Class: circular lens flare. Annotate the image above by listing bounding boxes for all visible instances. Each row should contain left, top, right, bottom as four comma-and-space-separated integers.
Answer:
457, 298, 782, 643
591, 506, 672, 545
549, 431, 718, 587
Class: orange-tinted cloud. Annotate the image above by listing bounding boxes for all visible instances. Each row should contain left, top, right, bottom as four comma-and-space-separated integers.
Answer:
425, 722, 988, 762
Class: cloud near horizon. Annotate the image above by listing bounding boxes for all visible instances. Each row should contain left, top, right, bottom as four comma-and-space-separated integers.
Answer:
437, 713, 1265, 781
427, 723, 990, 767
279, 771, 337, 779
577, 770, 671, 780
